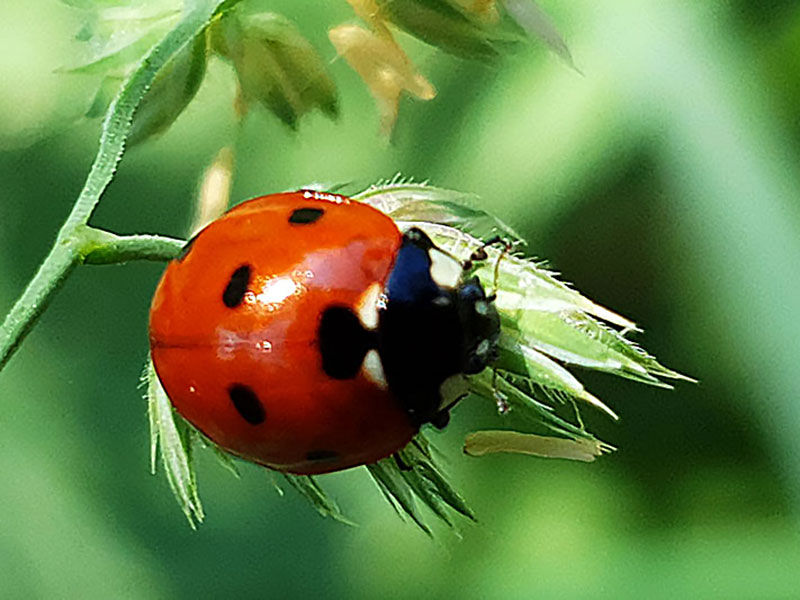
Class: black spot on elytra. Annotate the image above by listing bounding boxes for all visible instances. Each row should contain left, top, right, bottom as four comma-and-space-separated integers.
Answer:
228, 384, 265, 425
223, 265, 251, 308
318, 306, 374, 379
289, 207, 324, 225
306, 449, 339, 462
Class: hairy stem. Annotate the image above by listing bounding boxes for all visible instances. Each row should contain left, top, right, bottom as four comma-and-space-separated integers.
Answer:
65, 6, 228, 229
0, 241, 79, 371
0, 227, 185, 371
82, 229, 184, 264
0, 1, 236, 372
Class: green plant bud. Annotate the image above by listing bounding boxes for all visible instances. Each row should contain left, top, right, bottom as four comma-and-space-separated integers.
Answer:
213, 11, 338, 127
356, 181, 693, 440
374, 0, 522, 60
127, 31, 208, 145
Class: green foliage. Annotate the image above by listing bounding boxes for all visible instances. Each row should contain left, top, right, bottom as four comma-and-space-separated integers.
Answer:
354, 177, 525, 243
375, 0, 522, 61
360, 182, 690, 449
279, 474, 354, 525
367, 0, 576, 66
62, 0, 573, 139
63, 2, 179, 76
0, 0, 241, 370
0, 0, 687, 536
4, 1, 800, 595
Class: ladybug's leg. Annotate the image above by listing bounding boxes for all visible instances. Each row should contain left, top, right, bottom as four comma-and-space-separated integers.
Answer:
492, 369, 510, 414
430, 409, 451, 430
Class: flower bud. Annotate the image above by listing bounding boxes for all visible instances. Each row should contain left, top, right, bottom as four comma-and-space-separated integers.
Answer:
213, 11, 338, 128
128, 32, 208, 145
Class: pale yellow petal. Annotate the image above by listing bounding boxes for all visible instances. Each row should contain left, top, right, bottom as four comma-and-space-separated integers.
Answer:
464, 430, 615, 462
329, 24, 436, 134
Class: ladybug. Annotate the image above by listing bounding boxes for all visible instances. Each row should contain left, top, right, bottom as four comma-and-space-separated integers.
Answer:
149, 190, 500, 475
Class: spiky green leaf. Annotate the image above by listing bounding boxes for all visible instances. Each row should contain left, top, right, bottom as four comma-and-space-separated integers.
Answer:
280, 474, 355, 526
367, 461, 432, 535
354, 178, 525, 243
145, 359, 204, 528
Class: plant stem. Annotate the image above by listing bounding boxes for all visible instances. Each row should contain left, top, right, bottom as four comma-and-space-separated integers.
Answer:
0, 240, 79, 371
0, 227, 184, 371
81, 229, 184, 264
0, 1, 234, 372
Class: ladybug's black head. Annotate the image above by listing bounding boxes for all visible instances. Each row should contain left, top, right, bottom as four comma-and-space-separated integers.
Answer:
377, 228, 500, 427
455, 276, 500, 375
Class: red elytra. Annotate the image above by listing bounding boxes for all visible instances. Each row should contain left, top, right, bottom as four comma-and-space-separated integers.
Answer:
149, 191, 415, 475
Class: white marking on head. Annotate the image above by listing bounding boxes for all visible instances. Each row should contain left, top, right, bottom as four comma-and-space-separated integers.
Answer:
356, 282, 383, 330
361, 349, 388, 389
429, 248, 462, 288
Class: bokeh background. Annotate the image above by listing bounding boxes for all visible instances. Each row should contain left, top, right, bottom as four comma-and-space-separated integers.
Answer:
2, 1, 800, 598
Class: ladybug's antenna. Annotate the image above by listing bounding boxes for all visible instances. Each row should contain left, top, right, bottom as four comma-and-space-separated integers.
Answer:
489, 239, 512, 300
463, 235, 513, 299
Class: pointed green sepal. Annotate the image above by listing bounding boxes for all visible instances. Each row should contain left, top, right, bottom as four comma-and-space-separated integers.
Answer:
212, 10, 338, 127
145, 359, 204, 528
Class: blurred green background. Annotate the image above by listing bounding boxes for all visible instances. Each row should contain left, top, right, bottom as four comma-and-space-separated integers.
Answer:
2, 0, 800, 598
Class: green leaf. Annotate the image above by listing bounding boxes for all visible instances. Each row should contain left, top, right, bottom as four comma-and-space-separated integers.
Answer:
67, 0, 244, 227
363, 432, 475, 535
280, 474, 355, 526
358, 183, 691, 467
65, 3, 212, 144
85, 76, 124, 119
502, 0, 578, 70
145, 359, 204, 528
366, 461, 432, 535
400, 438, 475, 521
354, 178, 525, 243
62, 3, 182, 76
65, 27, 169, 76
375, 0, 522, 60
470, 371, 594, 440
403, 218, 688, 388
